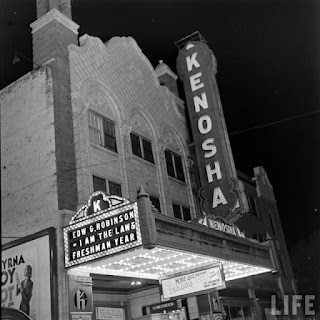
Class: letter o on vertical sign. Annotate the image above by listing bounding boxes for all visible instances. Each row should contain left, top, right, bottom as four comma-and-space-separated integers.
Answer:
198, 115, 212, 134
74, 289, 88, 311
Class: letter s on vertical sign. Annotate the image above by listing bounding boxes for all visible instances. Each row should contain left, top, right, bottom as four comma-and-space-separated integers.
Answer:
202, 138, 217, 158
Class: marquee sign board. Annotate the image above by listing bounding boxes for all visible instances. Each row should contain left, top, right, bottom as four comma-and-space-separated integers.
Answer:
160, 263, 226, 301
63, 192, 142, 268
177, 40, 242, 220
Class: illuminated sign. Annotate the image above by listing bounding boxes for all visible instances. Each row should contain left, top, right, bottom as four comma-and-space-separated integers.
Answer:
160, 263, 225, 300
63, 192, 142, 268
177, 41, 242, 220
197, 215, 245, 238
149, 301, 179, 314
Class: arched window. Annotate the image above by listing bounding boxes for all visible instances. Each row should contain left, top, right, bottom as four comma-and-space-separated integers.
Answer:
130, 132, 154, 163
88, 110, 117, 152
164, 149, 185, 182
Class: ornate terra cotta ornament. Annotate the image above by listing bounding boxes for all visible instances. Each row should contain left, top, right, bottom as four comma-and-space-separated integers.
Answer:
163, 131, 181, 153
130, 114, 151, 136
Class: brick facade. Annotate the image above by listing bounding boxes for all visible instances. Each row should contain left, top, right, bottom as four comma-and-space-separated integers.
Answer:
69, 34, 196, 217
1, 65, 58, 238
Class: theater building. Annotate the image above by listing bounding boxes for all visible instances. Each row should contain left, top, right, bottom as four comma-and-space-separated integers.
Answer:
1, 1, 301, 320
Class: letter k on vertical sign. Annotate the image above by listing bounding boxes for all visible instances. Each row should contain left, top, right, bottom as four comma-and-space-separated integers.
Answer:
177, 40, 243, 221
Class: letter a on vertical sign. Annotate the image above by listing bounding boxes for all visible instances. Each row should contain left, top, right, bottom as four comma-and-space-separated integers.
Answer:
177, 39, 243, 221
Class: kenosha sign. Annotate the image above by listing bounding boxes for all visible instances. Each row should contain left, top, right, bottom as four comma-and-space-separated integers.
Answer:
197, 215, 245, 238
63, 192, 142, 267
177, 40, 242, 220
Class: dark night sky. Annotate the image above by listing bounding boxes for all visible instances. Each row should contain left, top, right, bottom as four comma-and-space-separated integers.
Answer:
1, 0, 320, 250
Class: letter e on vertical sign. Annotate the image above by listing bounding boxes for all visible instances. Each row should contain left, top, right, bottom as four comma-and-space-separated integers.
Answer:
176, 39, 243, 220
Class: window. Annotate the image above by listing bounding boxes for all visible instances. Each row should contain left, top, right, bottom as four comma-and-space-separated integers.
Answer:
88, 111, 117, 152
109, 181, 122, 197
224, 305, 254, 320
269, 214, 276, 236
142, 306, 148, 316
172, 203, 191, 221
252, 233, 265, 243
130, 133, 154, 163
93, 175, 106, 192
165, 150, 185, 182
149, 195, 161, 213
229, 306, 243, 320
248, 196, 257, 216
93, 175, 122, 197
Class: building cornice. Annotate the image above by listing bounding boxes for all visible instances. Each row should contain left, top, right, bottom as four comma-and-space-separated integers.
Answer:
30, 8, 79, 34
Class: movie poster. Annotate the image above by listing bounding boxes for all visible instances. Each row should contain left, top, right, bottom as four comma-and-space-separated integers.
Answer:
1, 230, 54, 320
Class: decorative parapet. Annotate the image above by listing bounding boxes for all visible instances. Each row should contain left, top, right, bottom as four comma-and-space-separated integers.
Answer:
253, 166, 276, 201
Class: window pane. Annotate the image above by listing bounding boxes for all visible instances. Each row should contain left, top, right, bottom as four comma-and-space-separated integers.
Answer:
104, 133, 117, 152
149, 195, 161, 213
109, 181, 122, 197
88, 112, 97, 128
248, 197, 257, 216
165, 150, 175, 177
172, 203, 182, 219
88, 112, 102, 146
93, 176, 107, 192
142, 139, 154, 163
174, 154, 185, 182
243, 307, 254, 320
223, 306, 231, 320
229, 306, 243, 320
103, 119, 117, 152
182, 207, 191, 221
131, 133, 142, 158
89, 127, 102, 146
103, 118, 115, 135
269, 214, 276, 236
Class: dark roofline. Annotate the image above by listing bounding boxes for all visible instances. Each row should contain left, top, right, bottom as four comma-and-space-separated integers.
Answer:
237, 169, 256, 186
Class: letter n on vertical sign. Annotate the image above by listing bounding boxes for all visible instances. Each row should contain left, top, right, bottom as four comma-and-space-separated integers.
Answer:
176, 41, 242, 220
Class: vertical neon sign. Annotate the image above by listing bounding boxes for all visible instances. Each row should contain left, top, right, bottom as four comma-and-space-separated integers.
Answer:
177, 40, 242, 220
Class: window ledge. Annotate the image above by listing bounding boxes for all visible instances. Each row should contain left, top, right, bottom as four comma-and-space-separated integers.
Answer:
132, 154, 156, 167
168, 175, 187, 186
90, 143, 119, 157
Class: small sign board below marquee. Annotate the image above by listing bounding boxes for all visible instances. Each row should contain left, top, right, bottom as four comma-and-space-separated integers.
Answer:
63, 192, 142, 268
160, 263, 226, 301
